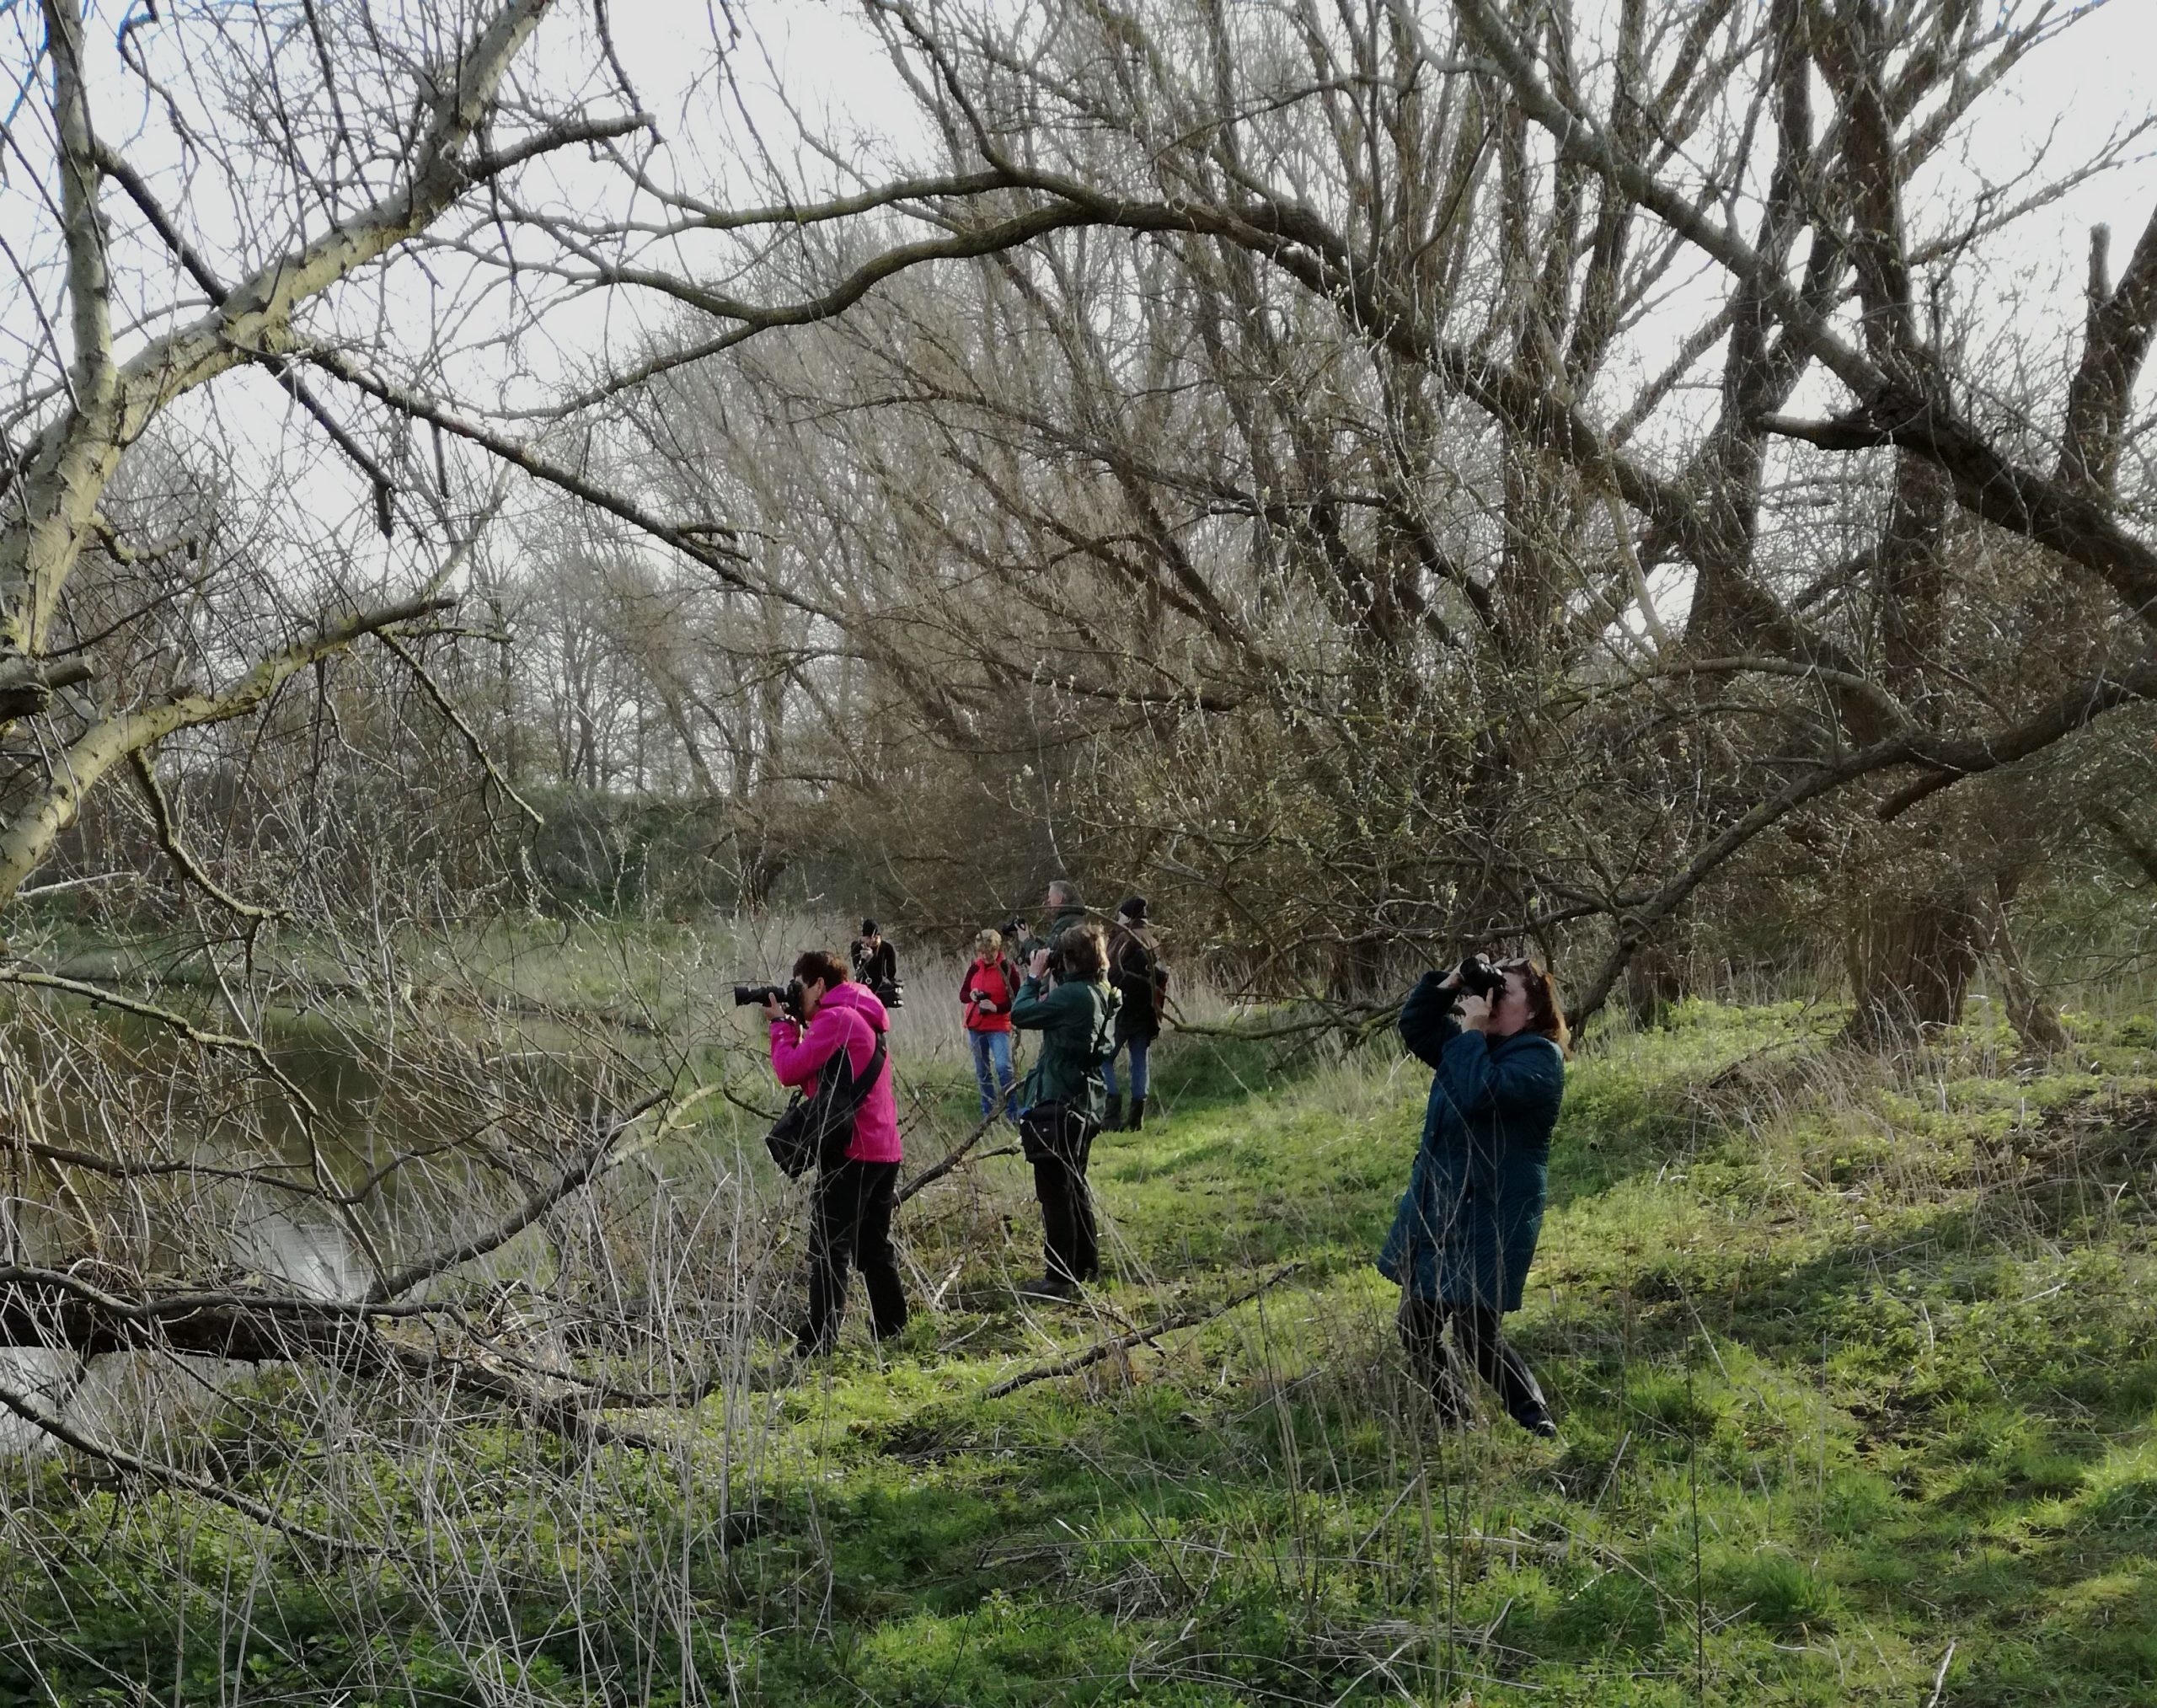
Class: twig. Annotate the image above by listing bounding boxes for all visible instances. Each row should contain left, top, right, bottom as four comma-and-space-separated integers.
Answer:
127, 749, 287, 921
374, 629, 544, 826
1925, 1640, 1956, 1708
982, 1263, 1302, 1400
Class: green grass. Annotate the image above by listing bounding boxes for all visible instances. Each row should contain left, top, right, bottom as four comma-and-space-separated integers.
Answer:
7, 1000, 2157, 1703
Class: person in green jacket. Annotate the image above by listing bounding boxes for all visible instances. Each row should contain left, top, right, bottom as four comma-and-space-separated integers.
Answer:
1378, 956, 1568, 1437
1018, 877, 1089, 971
1009, 918, 1121, 1300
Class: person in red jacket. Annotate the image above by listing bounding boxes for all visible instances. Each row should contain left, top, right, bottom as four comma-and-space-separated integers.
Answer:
961, 926, 1020, 1125
763, 950, 906, 1356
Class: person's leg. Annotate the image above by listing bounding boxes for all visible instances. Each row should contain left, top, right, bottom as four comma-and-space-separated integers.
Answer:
1071, 1122, 1100, 1282
1397, 1297, 1474, 1425
988, 1030, 1018, 1124
969, 1030, 997, 1119
1100, 1047, 1123, 1130
799, 1164, 862, 1355
1453, 1304, 1555, 1433
1031, 1154, 1081, 1287
852, 1160, 908, 1339
1126, 1036, 1150, 1129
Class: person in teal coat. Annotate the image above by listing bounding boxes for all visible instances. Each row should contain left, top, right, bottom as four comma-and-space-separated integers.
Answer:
1378, 956, 1568, 1435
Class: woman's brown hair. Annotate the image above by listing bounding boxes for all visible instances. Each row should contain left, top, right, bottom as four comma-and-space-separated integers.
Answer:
1500, 957, 1570, 1052
1056, 921, 1109, 980
791, 949, 849, 990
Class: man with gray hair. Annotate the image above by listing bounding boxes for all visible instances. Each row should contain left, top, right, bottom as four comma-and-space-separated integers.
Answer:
1020, 880, 1089, 978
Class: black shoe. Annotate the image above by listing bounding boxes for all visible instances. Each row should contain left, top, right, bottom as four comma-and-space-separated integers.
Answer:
1016, 1273, 1079, 1302
1518, 1411, 1560, 1440
1104, 1095, 1124, 1131
1126, 1096, 1146, 1132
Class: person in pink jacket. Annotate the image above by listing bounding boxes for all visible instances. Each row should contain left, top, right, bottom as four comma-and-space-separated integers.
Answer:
763, 950, 907, 1355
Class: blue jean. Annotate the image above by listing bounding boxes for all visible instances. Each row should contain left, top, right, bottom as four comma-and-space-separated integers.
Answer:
969, 1029, 1018, 1123
1101, 1036, 1149, 1101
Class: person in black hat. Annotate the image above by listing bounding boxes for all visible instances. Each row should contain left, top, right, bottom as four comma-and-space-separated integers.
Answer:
1102, 897, 1165, 1130
849, 918, 902, 1008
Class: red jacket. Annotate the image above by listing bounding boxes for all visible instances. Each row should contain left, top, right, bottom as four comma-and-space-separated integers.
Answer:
960, 956, 1018, 1033
768, 981, 901, 1163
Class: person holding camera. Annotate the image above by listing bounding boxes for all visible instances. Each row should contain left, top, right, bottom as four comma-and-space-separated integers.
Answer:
849, 919, 902, 1009
960, 926, 1021, 1125
1378, 954, 1568, 1437
1018, 880, 1088, 970
763, 950, 907, 1357
1009, 920, 1121, 1300
1103, 897, 1164, 1131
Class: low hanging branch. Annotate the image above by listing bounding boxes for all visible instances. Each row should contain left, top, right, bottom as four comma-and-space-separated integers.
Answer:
982, 1262, 1302, 1400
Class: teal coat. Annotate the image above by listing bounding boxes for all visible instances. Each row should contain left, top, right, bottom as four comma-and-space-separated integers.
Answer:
1010, 975, 1120, 1121
1377, 972, 1566, 1311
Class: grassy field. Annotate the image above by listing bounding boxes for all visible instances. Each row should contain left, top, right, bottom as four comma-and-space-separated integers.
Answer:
5, 997, 2155, 1705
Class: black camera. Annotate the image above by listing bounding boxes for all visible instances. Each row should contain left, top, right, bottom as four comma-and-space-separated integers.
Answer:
733, 979, 805, 1020
1450, 954, 1508, 1003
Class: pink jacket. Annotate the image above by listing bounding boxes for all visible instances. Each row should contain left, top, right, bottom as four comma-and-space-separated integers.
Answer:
768, 980, 901, 1164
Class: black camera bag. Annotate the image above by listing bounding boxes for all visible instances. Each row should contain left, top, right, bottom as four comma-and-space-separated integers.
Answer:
764, 1031, 888, 1180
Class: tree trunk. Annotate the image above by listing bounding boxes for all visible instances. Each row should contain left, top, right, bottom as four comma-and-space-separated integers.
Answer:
1623, 935, 1689, 1027
1843, 889, 1983, 1044
1981, 879, 2070, 1055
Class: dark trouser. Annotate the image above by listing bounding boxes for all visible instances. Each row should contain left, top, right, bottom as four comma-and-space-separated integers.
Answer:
800, 1159, 907, 1355
1398, 1298, 1550, 1428
1025, 1111, 1099, 1283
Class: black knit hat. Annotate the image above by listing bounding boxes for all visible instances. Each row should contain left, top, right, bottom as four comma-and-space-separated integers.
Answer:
860, 918, 879, 936
1117, 897, 1148, 924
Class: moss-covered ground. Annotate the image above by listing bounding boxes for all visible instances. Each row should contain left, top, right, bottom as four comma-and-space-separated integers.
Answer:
7, 1000, 2156, 1704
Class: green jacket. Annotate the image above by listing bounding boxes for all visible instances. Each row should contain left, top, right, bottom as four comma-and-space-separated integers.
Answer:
1010, 974, 1121, 1120
1022, 906, 1091, 966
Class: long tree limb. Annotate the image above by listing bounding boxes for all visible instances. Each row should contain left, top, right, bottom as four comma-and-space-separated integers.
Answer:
366, 1088, 672, 1303
0, 592, 454, 903
983, 1263, 1303, 1400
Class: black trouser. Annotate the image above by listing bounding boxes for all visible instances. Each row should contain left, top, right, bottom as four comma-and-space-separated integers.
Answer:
1025, 1110, 1098, 1284
800, 1159, 907, 1355
1398, 1298, 1550, 1427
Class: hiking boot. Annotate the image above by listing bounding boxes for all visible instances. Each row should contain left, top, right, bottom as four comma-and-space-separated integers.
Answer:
1016, 1273, 1079, 1303
1519, 1411, 1560, 1441
1126, 1095, 1146, 1132
1104, 1094, 1124, 1131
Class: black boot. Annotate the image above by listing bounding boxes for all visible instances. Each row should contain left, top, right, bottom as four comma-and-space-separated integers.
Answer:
1126, 1095, 1146, 1132
1105, 1094, 1124, 1132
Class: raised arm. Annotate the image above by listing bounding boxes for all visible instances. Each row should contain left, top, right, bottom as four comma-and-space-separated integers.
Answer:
1009, 976, 1054, 1031
1399, 970, 1464, 1068
770, 1008, 851, 1089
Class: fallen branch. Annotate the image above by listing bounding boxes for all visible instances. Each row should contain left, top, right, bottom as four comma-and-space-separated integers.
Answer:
899, 1103, 1009, 1202
367, 1087, 671, 1302
982, 1262, 1303, 1400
